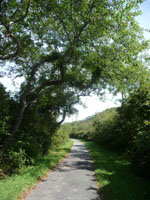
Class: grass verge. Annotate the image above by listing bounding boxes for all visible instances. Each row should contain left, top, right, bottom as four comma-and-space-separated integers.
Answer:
0, 139, 73, 200
85, 141, 150, 200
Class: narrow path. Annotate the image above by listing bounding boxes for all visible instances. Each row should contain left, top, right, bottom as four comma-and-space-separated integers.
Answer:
25, 140, 99, 200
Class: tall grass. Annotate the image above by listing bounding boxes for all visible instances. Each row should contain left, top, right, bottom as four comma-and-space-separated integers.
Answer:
85, 141, 150, 200
0, 140, 73, 200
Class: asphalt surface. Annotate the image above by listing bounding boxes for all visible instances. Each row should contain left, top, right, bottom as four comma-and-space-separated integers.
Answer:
25, 139, 99, 200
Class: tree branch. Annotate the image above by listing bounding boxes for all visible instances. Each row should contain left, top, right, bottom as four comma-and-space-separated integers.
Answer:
0, 20, 20, 60
57, 110, 67, 125
0, 0, 30, 60
21, 52, 61, 97
57, 92, 90, 125
73, 2, 95, 44
12, 0, 30, 23
55, 14, 72, 45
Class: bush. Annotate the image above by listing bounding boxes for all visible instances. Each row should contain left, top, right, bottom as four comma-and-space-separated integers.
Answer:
66, 84, 150, 178
117, 84, 150, 177
51, 124, 70, 148
0, 85, 70, 175
130, 130, 150, 177
92, 108, 119, 146
0, 84, 16, 150
2, 149, 28, 174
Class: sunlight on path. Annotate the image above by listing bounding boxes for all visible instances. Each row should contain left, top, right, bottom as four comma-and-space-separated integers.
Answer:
25, 140, 99, 200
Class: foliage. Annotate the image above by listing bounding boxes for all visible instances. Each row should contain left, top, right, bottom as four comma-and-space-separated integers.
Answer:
0, 84, 17, 150
92, 108, 119, 147
51, 123, 71, 148
70, 118, 94, 140
0, 87, 19, 151
117, 83, 150, 176
130, 130, 150, 177
0, 0, 149, 177
0, 85, 71, 175
0, 0, 148, 151
0, 140, 73, 200
2, 149, 28, 175
69, 108, 119, 144
67, 82, 150, 177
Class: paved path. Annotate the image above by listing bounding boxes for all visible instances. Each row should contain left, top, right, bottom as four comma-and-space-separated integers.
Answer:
25, 140, 99, 200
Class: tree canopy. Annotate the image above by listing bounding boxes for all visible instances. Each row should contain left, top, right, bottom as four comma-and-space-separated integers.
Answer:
0, 0, 149, 152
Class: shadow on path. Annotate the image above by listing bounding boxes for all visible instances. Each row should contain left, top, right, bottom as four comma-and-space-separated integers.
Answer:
25, 140, 100, 200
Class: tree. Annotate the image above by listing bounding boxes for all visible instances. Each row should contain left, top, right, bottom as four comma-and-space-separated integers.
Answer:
0, 84, 17, 150
0, 0, 148, 152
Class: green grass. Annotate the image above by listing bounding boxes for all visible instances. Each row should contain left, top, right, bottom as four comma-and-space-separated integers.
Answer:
0, 140, 73, 200
85, 141, 150, 200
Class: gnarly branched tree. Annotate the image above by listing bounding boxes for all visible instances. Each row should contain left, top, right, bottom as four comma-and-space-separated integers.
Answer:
0, 0, 148, 153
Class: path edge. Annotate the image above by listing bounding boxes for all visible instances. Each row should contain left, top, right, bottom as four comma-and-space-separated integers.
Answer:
20, 140, 74, 200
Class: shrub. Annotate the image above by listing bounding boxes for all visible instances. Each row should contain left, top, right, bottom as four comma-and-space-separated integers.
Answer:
2, 149, 28, 174
51, 124, 70, 148
130, 130, 150, 177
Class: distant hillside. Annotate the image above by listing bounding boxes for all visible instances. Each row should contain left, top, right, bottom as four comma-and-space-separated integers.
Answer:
60, 94, 150, 178
67, 107, 118, 140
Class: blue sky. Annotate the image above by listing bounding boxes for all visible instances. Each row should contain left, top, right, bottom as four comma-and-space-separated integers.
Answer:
136, 0, 150, 39
137, 0, 150, 29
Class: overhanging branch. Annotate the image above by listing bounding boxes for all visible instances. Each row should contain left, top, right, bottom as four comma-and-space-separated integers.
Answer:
57, 92, 90, 125
12, 0, 30, 23
0, 20, 20, 60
